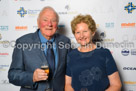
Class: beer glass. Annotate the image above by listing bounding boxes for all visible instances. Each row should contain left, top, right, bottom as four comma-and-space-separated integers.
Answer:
41, 61, 50, 78
41, 65, 49, 76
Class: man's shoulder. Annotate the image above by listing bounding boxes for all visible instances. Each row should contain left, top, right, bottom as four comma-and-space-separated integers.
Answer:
16, 32, 36, 42
55, 33, 70, 41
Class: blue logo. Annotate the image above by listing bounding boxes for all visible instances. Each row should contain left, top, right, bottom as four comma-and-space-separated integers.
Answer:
105, 22, 114, 28
17, 7, 27, 17
121, 49, 129, 56
0, 26, 8, 31
57, 25, 65, 32
58, 25, 65, 28
124, 2, 136, 14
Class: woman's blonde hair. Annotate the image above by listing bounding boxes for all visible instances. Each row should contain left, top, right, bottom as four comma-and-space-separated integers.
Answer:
71, 14, 96, 34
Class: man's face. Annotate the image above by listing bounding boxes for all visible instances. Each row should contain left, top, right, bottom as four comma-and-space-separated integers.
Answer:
37, 9, 58, 40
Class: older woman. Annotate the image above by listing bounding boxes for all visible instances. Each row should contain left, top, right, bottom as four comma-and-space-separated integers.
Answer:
65, 15, 122, 91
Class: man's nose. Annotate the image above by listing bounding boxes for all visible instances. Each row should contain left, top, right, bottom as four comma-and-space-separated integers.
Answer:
47, 20, 52, 26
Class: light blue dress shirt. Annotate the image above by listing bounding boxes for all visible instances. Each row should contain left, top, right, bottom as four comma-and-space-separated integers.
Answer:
38, 30, 58, 69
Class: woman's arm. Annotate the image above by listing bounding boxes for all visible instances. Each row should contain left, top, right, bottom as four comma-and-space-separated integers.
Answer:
105, 72, 122, 91
65, 75, 74, 91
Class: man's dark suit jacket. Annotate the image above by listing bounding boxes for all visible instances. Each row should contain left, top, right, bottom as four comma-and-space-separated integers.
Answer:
8, 29, 71, 91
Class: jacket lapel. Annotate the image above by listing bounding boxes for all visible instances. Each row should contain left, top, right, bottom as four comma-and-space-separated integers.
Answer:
33, 29, 48, 66
34, 30, 62, 77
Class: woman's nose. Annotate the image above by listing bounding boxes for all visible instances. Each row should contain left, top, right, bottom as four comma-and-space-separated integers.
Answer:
80, 33, 84, 38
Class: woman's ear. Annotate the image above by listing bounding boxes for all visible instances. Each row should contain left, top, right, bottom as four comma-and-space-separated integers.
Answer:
92, 32, 95, 37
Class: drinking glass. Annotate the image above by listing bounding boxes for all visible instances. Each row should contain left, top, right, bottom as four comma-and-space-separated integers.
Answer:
41, 62, 50, 76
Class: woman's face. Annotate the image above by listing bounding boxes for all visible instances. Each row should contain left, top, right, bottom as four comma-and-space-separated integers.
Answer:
74, 22, 95, 46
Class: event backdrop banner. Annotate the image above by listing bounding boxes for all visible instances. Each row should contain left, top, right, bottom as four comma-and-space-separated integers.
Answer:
0, 0, 136, 91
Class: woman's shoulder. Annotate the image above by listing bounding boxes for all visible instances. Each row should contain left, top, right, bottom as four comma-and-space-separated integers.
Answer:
95, 47, 111, 54
68, 48, 78, 56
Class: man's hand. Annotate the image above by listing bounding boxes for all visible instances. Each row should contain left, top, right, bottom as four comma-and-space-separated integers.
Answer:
33, 68, 48, 82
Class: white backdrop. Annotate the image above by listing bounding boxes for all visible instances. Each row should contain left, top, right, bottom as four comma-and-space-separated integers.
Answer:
0, 0, 136, 91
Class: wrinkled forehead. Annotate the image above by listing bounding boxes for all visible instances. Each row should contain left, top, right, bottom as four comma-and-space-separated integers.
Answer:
40, 8, 57, 19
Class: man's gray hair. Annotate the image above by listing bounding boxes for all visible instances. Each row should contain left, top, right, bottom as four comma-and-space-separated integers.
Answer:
37, 6, 59, 22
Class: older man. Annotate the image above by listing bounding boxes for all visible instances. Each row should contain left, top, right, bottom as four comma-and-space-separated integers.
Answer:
8, 6, 71, 91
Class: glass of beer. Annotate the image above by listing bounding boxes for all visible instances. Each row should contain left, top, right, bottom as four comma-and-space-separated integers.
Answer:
41, 65, 49, 76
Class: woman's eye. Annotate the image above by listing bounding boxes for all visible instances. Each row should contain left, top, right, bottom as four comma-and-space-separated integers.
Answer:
84, 30, 87, 32
76, 32, 80, 34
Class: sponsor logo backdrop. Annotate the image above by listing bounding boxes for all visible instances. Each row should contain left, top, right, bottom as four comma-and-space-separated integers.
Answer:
0, 0, 136, 91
